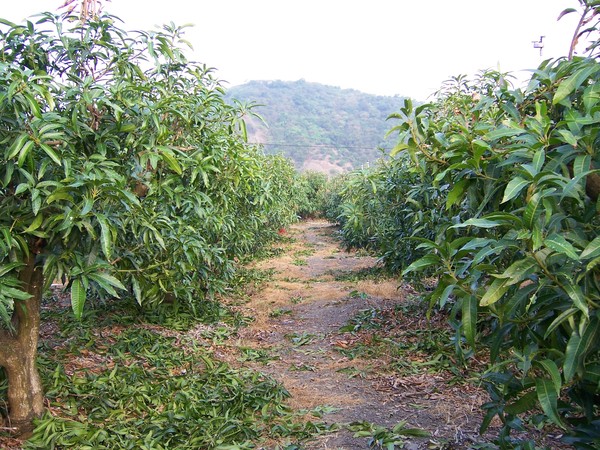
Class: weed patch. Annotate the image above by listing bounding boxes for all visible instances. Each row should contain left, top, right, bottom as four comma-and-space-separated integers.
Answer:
11, 298, 330, 449
336, 300, 473, 379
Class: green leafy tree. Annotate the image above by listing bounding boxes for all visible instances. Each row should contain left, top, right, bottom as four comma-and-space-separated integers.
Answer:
0, 7, 297, 434
330, 1, 600, 445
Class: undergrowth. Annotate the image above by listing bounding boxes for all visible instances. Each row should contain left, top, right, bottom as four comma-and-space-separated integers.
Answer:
337, 299, 472, 380
0, 296, 332, 449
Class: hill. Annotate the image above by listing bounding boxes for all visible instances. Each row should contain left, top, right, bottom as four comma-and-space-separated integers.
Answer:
226, 80, 406, 174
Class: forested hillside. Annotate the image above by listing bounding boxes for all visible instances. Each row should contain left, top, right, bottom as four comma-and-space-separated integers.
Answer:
227, 80, 406, 173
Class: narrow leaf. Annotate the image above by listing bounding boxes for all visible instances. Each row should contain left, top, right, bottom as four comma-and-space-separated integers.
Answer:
580, 235, 600, 260
96, 215, 112, 261
536, 360, 562, 396
132, 277, 142, 305
544, 307, 578, 338
462, 295, 477, 348
446, 179, 468, 210
535, 378, 564, 428
480, 278, 509, 307
494, 257, 537, 286
402, 254, 440, 276
484, 127, 524, 141
23, 214, 43, 233
157, 146, 183, 175
524, 191, 542, 229
40, 143, 62, 166
501, 177, 530, 203
71, 279, 86, 319
563, 282, 589, 317
553, 64, 600, 105
451, 218, 502, 229
573, 154, 591, 176
564, 331, 583, 382
545, 234, 579, 260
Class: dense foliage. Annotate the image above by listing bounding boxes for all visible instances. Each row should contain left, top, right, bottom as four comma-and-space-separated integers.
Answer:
0, 8, 305, 433
331, 156, 446, 273
330, 5, 600, 445
227, 80, 405, 172
293, 170, 328, 219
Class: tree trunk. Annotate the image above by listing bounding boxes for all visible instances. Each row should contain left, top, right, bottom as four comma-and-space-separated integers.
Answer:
0, 251, 44, 436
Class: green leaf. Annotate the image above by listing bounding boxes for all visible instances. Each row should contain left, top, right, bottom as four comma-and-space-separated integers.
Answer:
402, 254, 440, 276
46, 191, 75, 204
157, 146, 183, 175
582, 363, 600, 384
23, 214, 44, 233
545, 234, 579, 260
501, 177, 530, 203
544, 308, 578, 338
17, 140, 35, 167
562, 282, 589, 317
436, 284, 455, 308
71, 279, 86, 319
2, 286, 32, 301
587, 256, 600, 271
87, 272, 125, 298
535, 378, 564, 428
96, 214, 112, 261
132, 277, 142, 305
40, 143, 62, 166
451, 218, 502, 229
557, 7, 577, 20
6, 133, 29, 160
553, 64, 600, 105
580, 235, 600, 260
536, 360, 562, 396
505, 391, 538, 415
494, 257, 537, 286
573, 154, 591, 176
0, 263, 24, 277
480, 278, 509, 307
446, 179, 468, 210
390, 143, 410, 158
564, 331, 583, 383
532, 149, 545, 173
564, 319, 600, 382
556, 129, 578, 147
484, 127, 524, 141
524, 191, 542, 229
462, 295, 477, 348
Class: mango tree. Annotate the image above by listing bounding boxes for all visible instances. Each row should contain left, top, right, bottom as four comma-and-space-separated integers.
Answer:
395, 43, 600, 450
329, 1, 600, 444
0, 9, 296, 434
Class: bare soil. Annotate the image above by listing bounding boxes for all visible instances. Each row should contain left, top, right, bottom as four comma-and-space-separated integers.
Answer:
229, 220, 499, 449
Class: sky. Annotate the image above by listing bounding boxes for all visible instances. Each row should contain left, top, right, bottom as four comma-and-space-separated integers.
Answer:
1, 1, 585, 101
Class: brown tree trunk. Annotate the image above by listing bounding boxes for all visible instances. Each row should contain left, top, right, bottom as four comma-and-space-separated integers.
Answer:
0, 251, 44, 436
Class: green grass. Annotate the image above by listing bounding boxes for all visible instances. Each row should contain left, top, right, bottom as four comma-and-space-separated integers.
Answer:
328, 267, 389, 282
270, 308, 293, 318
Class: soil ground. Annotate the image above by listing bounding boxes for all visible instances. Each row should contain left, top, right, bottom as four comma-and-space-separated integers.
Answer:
228, 220, 500, 449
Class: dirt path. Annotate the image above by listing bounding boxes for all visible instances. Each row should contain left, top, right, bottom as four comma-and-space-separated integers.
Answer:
232, 220, 488, 449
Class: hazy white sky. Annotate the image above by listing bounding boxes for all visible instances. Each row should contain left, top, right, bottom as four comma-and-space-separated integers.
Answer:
2, 1, 584, 100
